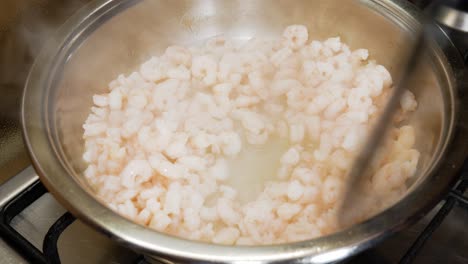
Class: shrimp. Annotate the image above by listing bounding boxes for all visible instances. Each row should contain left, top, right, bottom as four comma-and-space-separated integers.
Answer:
192, 55, 218, 86
282, 25, 309, 50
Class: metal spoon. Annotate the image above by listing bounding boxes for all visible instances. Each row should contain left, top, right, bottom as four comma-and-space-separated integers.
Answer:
338, 5, 441, 225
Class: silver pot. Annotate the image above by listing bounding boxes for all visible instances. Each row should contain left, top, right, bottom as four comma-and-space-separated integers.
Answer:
21, 0, 468, 263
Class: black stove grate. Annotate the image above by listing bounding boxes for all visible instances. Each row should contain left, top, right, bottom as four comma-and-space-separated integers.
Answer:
43, 212, 75, 264
0, 180, 48, 264
0, 161, 466, 264
399, 171, 468, 264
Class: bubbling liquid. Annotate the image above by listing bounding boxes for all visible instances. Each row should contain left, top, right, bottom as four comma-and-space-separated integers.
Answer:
227, 136, 289, 204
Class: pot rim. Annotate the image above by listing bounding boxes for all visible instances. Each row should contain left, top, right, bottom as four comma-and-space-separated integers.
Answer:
21, 0, 468, 262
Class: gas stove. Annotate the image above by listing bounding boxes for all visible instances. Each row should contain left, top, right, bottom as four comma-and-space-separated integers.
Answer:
0, 1, 467, 263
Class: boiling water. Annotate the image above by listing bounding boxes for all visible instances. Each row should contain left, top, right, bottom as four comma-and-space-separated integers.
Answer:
226, 136, 289, 204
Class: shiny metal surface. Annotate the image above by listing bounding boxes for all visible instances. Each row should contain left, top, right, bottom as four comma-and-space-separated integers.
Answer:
58, 220, 139, 264
0, 83, 30, 185
11, 193, 67, 249
0, 3, 31, 186
21, 0, 468, 263
0, 166, 38, 207
434, 5, 468, 33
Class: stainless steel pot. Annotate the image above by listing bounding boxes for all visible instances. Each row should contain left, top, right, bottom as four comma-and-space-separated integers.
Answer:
21, 0, 468, 263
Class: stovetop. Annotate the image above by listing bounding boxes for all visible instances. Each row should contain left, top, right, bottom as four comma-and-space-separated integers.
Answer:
4, 167, 467, 264
0, 1, 467, 263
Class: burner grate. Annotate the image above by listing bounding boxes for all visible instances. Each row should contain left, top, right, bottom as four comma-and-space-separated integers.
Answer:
399, 183, 468, 263
398, 165, 468, 264
449, 190, 468, 208
43, 212, 75, 264
0, 181, 47, 264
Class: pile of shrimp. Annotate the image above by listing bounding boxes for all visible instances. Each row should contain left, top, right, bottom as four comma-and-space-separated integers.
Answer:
82, 25, 419, 245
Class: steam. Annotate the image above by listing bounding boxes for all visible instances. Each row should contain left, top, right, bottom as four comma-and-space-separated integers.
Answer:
0, 0, 90, 87
0, 0, 90, 121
